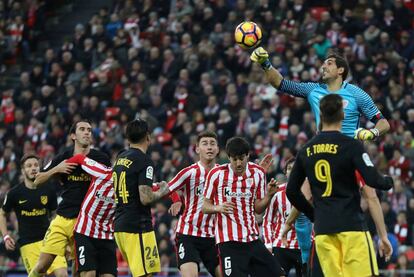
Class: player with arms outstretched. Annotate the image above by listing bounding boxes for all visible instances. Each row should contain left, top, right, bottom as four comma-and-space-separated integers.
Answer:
251, 49, 393, 273
250, 49, 389, 138
286, 94, 393, 276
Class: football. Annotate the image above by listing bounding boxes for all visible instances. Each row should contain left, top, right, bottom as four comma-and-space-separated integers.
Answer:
234, 21, 262, 50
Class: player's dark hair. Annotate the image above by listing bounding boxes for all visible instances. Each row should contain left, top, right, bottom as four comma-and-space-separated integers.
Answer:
326, 53, 349, 80
284, 157, 296, 174
20, 153, 39, 167
69, 119, 92, 135
197, 131, 218, 144
226, 137, 250, 157
320, 94, 344, 125
125, 118, 149, 144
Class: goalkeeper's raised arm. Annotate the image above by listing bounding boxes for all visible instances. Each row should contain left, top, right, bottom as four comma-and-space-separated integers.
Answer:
250, 47, 319, 99
250, 47, 283, 88
251, 47, 390, 139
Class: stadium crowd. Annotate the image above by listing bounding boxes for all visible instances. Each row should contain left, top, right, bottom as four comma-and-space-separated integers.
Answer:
1, 0, 414, 274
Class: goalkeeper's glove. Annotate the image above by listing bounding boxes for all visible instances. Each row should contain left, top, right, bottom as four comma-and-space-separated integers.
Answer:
354, 128, 380, 141
250, 47, 272, 70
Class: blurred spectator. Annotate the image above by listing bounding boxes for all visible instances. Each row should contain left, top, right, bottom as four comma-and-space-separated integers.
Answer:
389, 149, 411, 184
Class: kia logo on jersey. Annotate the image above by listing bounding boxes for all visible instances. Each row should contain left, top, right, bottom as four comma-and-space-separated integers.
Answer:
195, 187, 203, 196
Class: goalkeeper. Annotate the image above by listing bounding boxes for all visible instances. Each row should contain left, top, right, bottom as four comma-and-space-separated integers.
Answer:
251, 48, 392, 273
250, 48, 389, 139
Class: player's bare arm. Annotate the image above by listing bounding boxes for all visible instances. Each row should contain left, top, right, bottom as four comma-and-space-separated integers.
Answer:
375, 118, 390, 136
285, 208, 301, 227
258, 154, 274, 173
0, 209, 15, 250
168, 190, 183, 216
139, 181, 169, 205
361, 186, 392, 261
254, 178, 279, 214
34, 160, 77, 186
283, 178, 313, 229
281, 207, 300, 247
202, 198, 235, 214
0, 209, 8, 236
282, 179, 313, 246
286, 159, 314, 221
355, 91, 390, 140
355, 118, 390, 140
168, 202, 183, 216
265, 67, 283, 89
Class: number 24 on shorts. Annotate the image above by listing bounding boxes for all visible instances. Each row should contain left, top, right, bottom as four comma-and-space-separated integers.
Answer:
145, 245, 158, 269
145, 246, 158, 259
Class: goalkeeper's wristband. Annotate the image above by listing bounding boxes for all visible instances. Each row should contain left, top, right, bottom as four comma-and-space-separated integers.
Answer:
261, 59, 272, 71
369, 128, 380, 137
3, 235, 11, 242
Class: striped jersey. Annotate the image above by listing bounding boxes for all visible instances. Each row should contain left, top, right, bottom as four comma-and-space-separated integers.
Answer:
66, 155, 115, 240
263, 183, 299, 249
203, 162, 266, 244
168, 162, 216, 237
278, 80, 383, 137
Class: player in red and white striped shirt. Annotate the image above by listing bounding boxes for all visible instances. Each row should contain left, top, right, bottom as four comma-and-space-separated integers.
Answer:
165, 131, 222, 277
202, 137, 284, 277
66, 154, 117, 277
263, 158, 302, 276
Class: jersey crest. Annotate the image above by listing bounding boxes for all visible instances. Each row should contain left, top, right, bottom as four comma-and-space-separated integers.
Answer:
40, 195, 48, 205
